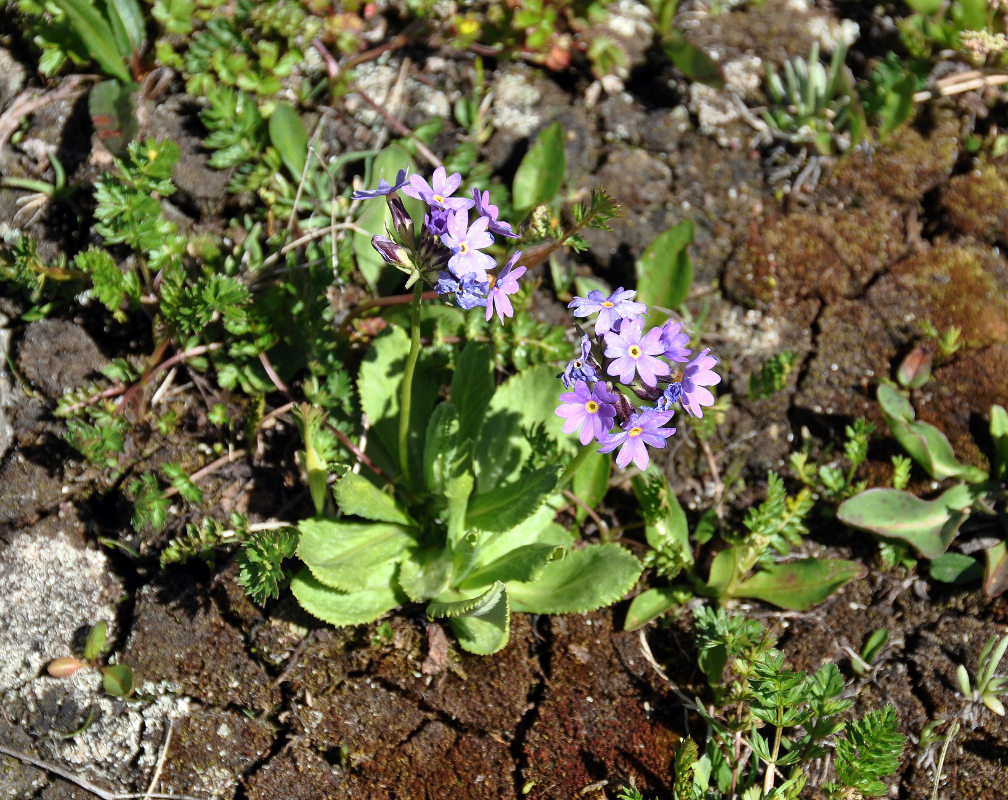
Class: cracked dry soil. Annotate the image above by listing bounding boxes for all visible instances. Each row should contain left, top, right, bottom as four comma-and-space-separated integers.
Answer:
3, 0, 1008, 796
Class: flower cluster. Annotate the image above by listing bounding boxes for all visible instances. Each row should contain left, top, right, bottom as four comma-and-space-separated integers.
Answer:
353, 167, 525, 323
556, 288, 720, 471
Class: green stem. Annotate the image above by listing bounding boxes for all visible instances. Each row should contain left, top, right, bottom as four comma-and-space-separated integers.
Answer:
398, 281, 424, 486
762, 712, 784, 796
557, 443, 596, 492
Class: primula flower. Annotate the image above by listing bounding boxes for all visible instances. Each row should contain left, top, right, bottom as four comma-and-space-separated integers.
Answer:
680, 348, 720, 418
659, 320, 691, 363
597, 409, 676, 471
435, 271, 488, 310
472, 188, 519, 238
555, 381, 619, 446
403, 166, 473, 214
560, 334, 600, 388
655, 382, 682, 413
442, 210, 496, 282
603, 316, 670, 387
352, 168, 409, 199
485, 252, 527, 323
569, 288, 647, 335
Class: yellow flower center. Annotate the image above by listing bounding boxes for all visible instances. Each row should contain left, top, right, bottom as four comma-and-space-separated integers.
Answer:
601, 301, 615, 308
585, 401, 599, 413
459, 242, 469, 254
628, 426, 643, 438
433, 194, 445, 204
629, 345, 641, 358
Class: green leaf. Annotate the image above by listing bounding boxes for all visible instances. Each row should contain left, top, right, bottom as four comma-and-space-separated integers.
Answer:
102, 664, 134, 697
731, 558, 866, 610
83, 622, 108, 662
398, 547, 453, 602
106, 0, 146, 57
624, 586, 683, 630
50, 0, 133, 84
423, 402, 460, 496
291, 564, 402, 626
636, 221, 694, 315
878, 384, 987, 481
508, 543, 642, 613
513, 121, 565, 211
459, 543, 565, 590
663, 30, 723, 88
837, 485, 977, 559
427, 580, 506, 618
472, 504, 574, 567
269, 103, 308, 180
439, 583, 511, 655
297, 519, 416, 592
929, 552, 981, 584
466, 464, 560, 532
332, 471, 412, 525
445, 455, 475, 552
983, 541, 1008, 598
475, 364, 568, 489
452, 341, 494, 445
570, 450, 610, 526
990, 405, 1008, 480
703, 547, 739, 598
87, 79, 137, 157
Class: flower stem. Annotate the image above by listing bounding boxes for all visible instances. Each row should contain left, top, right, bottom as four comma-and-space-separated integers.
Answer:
399, 281, 424, 486
557, 443, 596, 492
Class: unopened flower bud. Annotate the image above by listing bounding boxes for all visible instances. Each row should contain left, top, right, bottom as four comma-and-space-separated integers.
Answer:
48, 656, 86, 678
371, 235, 413, 271
385, 193, 414, 243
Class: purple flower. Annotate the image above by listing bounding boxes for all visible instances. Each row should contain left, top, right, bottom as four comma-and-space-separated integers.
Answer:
424, 208, 451, 237
655, 382, 682, 413
472, 187, 519, 239
555, 381, 619, 446
603, 316, 670, 387
659, 320, 691, 363
569, 288, 647, 335
485, 251, 527, 323
435, 271, 488, 310
680, 348, 720, 418
597, 409, 676, 471
402, 166, 473, 214
560, 334, 599, 389
442, 210, 496, 282
352, 168, 409, 199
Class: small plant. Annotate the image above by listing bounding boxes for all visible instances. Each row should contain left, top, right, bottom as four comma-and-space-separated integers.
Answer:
790, 417, 874, 503
287, 167, 644, 654
761, 41, 864, 155
635, 608, 905, 798
749, 350, 799, 400
837, 384, 1007, 592
47, 621, 135, 698
956, 634, 1008, 720
626, 470, 865, 629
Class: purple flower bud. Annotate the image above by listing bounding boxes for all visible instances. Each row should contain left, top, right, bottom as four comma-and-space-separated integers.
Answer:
371, 235, 412, 270
386, 193, 414, 243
